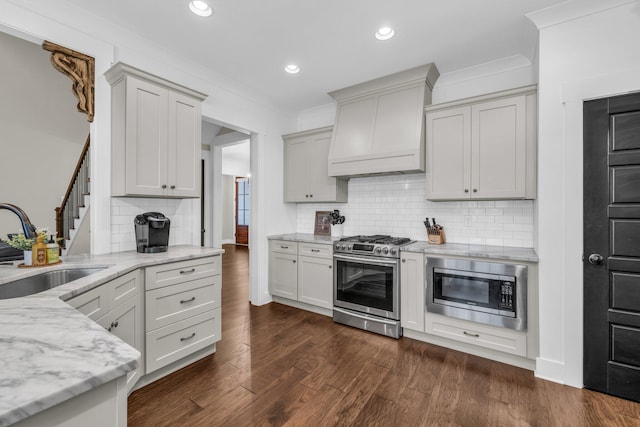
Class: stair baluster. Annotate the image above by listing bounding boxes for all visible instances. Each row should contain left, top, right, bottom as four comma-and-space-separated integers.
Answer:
56, 135, 90, 249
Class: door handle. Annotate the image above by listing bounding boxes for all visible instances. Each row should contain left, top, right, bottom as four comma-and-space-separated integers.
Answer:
588, 253, 604, 265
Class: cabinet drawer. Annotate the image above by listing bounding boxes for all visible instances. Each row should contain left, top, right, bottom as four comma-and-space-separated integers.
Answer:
108, 270, 142, 308
146, 276, 221, 331
146, 256, 220, 290
146, 308, 221, 373
269, 240, 298, 255
425, 313, 527, 357
298, 242, 332, 259
67, 285, 109, 321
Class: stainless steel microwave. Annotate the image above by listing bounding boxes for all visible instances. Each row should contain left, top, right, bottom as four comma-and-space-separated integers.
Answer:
426, 257, 527, 331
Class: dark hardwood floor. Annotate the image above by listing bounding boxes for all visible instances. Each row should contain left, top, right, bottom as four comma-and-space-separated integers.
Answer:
128, 244, 640, 426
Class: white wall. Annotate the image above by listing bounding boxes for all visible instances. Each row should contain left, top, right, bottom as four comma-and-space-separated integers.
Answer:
529, 0, 640, 387
0, 0, 297, 306
0, 30, 88, 238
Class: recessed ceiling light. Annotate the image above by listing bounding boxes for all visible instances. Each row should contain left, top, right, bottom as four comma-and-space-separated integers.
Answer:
189, 1, 213, 17
284, 64, 300, 74
375, 27, 395, 41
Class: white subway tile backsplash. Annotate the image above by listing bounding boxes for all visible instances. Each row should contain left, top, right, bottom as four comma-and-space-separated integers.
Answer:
296, 173, 535, 248
110, 197, 197, 253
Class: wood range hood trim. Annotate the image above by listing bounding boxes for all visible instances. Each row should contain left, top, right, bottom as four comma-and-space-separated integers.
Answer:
327, 63, 439, 178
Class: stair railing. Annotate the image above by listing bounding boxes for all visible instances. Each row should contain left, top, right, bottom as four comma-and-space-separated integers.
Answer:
55, 135, 90, 248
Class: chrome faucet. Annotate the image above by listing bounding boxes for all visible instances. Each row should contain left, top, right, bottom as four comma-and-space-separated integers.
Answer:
0, 203, 37, 238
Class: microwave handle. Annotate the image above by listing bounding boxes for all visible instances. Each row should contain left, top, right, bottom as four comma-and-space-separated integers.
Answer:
433, 267, 511, 282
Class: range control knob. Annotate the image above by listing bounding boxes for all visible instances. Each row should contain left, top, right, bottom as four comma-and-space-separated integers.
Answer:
340, 244, 346, 250
382, 247, 389, 255
347, 245, 353, 251
390, 247, 397, 255
375, 247, 382, 254
334, 244, 340, 251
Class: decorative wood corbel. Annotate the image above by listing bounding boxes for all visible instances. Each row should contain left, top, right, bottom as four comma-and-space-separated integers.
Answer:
42, 41, 95, 122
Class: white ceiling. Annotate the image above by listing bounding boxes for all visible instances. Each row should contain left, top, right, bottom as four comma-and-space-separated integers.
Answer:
63, 0, 566, 111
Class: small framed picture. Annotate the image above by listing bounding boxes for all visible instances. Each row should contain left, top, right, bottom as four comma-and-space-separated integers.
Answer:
314, 211, 332, 236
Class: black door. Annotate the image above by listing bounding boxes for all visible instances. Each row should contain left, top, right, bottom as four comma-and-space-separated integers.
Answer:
584, 92, 640, 401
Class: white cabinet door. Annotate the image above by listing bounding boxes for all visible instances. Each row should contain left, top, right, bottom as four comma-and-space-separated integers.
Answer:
284, 139, 308, 201
400, 252, 425, 332
125, 77, 169, 196
307, 133, 339, 201
167, 91, 201, 197
269, 251, 298, 299
97, 291, 144, 392
426, 106, 470, 200
298, 255, 333, 309
471, 95, 526, 199
283, 127, 347, 203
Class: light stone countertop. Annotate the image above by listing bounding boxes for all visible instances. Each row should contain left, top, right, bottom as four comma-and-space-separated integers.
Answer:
402, 241, 538, 263
267, 234, 537, 263
0, 245, 224, 427
268, 233, 340, 244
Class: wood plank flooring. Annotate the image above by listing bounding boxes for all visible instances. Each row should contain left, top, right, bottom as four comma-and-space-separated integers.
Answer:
128, 244, 640, 426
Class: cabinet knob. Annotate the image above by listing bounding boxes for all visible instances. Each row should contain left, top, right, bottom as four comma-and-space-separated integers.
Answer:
329, 265, 332, 269
171, 185, 176, 189
162, 184, 167, 189
305, 195, 309, 198
402, 259, 406, 263
464, 189, 469, 193
473, 188, 478, 193
310, 194, 313, 197
293, 260, 296, 263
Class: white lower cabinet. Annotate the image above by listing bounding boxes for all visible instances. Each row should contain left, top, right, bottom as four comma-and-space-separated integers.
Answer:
146, 308, 221, 373
400, 251, 425, 332
96, 290, 144, 391
269, 240, 333, 311
425, 312, 527, 357
67, 255, 222, 394
269, 241, 299, 299
68, 270, 144, 393
144, 256, 222, 374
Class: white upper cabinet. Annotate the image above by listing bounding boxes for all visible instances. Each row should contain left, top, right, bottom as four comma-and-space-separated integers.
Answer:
106, 63, 206, 198
425, 86, 537, 200
328, 64, 439, 177
283, 126, 348, 203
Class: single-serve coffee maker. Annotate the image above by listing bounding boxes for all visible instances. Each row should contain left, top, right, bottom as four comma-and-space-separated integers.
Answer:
134, 212, 170, 253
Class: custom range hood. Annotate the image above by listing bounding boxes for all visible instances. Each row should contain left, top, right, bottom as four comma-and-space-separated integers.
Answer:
327, 63, 439, 177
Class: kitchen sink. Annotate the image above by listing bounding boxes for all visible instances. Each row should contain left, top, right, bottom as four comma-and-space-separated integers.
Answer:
0, 268, 106, 300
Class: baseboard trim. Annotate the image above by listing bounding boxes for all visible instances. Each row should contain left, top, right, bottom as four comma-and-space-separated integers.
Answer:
535, 357, 566, 384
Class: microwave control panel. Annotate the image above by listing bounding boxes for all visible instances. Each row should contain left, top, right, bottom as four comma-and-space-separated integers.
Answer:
499, 282, 515, 310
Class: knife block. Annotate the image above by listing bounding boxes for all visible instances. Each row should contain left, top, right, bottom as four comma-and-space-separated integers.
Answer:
427, 228, 446, 245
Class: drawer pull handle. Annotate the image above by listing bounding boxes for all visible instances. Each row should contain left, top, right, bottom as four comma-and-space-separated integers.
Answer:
108, 321, 119, 332
180, 297, 196, 304
180, 332, 196, 342
180, 268, 196, 274
280, 245, 289, 249
463, 331, 479, 338
311, 249, 320, 252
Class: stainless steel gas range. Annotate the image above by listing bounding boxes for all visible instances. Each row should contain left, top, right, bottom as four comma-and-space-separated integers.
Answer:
332, 235, 413, 339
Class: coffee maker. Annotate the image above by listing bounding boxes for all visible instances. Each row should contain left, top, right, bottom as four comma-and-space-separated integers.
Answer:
134, 212, 170, 253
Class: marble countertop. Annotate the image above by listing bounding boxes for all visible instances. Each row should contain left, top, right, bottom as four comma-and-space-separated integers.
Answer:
402, 241, 538, 263
267, 234, 537, 263
0, 245, 223, 427
268, 233, 339, 244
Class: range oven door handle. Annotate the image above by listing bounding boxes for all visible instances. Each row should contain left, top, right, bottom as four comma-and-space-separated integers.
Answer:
333, 307, 399, 326
333, 253, 399, 267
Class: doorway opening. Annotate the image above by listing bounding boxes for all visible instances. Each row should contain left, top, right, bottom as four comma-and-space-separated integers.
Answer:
235, 177, 249, 246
